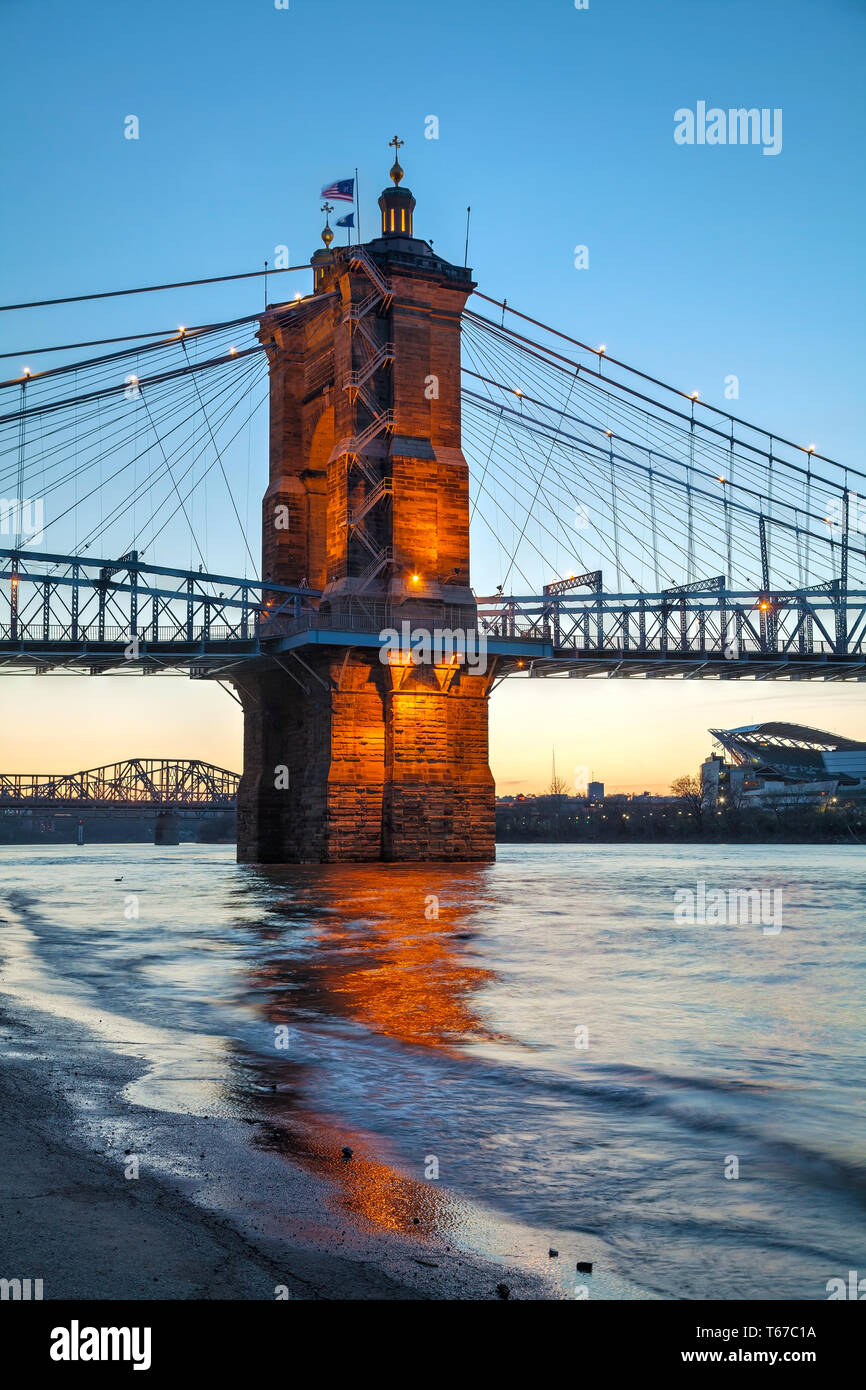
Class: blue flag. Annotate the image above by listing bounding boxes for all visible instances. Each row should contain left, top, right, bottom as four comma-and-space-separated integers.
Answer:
336, 212, 355, 228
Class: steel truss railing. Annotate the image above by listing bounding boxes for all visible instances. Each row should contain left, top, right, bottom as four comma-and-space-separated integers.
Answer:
477, 587, 866, 662
0, 547, 319, 646
2, 549, 865, 679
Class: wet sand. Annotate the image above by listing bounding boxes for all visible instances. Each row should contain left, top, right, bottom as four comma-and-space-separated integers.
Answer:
0, 1004, 559, 1300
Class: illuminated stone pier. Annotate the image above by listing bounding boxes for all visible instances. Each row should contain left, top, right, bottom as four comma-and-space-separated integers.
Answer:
235, 152, 495, 863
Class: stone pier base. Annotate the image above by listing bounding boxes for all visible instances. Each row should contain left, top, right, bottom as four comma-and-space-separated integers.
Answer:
234, 652, 495, 863
154, 812, 180, 846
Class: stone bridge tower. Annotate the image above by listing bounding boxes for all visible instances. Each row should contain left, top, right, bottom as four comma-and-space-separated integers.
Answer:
235, 147, 495, 863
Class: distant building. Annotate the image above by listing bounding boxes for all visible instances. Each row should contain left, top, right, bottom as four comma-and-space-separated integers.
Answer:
587, 781, 604, 802
702, 722, 866, 807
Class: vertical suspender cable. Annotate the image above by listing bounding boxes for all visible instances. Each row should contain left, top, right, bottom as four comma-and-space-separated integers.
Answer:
14, 379, 26, 547
648, 450, 660, 590
686, 398, 696, 583
767, 436, 774, 580
609, 434, 622, 590
725, 424, 734, 587
804, 459, 812, 585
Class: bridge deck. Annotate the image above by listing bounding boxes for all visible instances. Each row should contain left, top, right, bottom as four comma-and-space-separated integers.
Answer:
2, 550, 864, 679
1, 627, 863, 679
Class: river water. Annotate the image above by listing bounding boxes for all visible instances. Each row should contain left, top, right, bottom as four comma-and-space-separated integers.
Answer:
0, 841, 863, 1300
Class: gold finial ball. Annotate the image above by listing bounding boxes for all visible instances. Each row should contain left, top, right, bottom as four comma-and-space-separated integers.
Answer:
390, 158, 404, 187
321, 223, 334, 248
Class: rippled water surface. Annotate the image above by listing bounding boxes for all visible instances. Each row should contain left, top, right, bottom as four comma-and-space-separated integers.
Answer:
1, 841, 864, 1299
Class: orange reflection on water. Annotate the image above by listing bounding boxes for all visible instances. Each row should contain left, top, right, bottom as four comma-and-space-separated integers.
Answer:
249, 861, 501, 1053
242, 862, 503, 1238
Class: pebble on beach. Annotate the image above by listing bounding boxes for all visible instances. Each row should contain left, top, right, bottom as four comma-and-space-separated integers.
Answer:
341, 1146, 353, 1160
576, 1261, 593, 1274
495, 1282, 510, 1300
548, 1248, 558, 1257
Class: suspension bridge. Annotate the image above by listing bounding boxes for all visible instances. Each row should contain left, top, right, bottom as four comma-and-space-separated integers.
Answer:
1, 148, 862, 860
2, 283, 862, 682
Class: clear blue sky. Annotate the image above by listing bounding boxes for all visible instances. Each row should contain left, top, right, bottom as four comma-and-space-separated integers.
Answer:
2, 0, 864, 456
1, 0, 864, 788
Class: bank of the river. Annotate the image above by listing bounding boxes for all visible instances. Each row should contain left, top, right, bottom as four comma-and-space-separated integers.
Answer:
0, 1004, 558, 1301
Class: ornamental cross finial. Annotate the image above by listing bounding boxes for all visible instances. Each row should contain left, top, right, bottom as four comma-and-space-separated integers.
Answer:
320, 202, 335, 248
388, 135, 405, 186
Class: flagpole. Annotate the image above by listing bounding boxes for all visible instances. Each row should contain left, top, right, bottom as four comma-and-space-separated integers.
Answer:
355, 166, 361, 246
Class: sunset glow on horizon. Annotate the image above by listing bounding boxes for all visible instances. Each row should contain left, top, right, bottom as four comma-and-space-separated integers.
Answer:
4, 673, 866, 798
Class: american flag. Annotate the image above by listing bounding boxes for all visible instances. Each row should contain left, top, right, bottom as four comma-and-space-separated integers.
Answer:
321, 177, 354, 202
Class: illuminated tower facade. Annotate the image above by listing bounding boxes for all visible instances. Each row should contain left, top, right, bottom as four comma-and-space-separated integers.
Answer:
235, 145, 495, 862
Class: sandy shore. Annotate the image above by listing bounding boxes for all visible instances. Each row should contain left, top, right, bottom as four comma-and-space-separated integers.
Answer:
0, 1001, 562, 1301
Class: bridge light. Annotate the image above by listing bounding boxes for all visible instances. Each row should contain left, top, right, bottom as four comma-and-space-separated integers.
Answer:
806, 443, 816, 453
411, 573, 420, 583
294, 292, 302, 302
228, 347, 237, 356
690, 390, 699, 399
22, 366, 32, 378
596, 345, 606, 355
605, 429, 613, 437
717, 475, 726, 483
177, 325, 186, 336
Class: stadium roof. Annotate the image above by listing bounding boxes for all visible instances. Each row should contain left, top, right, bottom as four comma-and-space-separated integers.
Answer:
710, 723, 866, 783
717, 723, 866, 751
